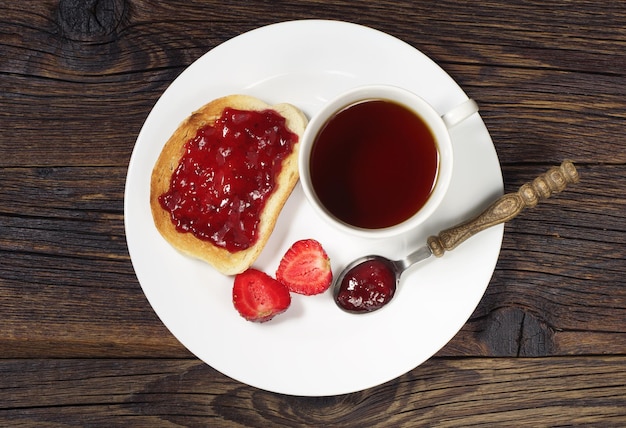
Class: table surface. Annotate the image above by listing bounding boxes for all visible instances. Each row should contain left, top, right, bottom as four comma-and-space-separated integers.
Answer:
2, 0, 625, 426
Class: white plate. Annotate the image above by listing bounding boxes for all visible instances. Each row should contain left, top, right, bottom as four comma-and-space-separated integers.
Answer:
124, 20, 503, 396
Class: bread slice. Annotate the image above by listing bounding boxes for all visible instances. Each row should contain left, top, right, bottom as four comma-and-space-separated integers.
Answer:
150, 94, 308, 275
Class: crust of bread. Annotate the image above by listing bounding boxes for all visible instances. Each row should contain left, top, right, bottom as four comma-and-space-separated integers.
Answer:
150, 95, 308, 275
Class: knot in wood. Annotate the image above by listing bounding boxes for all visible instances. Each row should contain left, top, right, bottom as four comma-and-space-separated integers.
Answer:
57, 0, 128, 42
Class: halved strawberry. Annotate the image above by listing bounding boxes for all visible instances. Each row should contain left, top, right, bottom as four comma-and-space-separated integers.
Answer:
276, 239, 333, 295
233, 268, 291, 322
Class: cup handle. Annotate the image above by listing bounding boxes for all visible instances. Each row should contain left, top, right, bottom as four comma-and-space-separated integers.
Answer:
441, 99, 479, 128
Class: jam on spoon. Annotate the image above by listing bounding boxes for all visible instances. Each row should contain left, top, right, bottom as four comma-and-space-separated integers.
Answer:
334, 257, 397, 313
333, 161, 579, 314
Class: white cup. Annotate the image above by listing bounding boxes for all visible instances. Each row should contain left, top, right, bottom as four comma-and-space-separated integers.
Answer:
299, 85, 478, 239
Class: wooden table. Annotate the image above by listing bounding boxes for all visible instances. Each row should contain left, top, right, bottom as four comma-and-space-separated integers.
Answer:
2, 1, 625, 426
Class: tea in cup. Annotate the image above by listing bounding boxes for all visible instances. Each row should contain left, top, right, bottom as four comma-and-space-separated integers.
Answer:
299, 85, 478, 238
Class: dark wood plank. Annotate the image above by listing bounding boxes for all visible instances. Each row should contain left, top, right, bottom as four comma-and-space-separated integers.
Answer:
0, 163, 623, 358
1, 0, 625, 424
2, 1, 626, 360
440, 163, 626, 356
0, 357, 624, 426
0, 166, 188, 357
2, 1, 625, 166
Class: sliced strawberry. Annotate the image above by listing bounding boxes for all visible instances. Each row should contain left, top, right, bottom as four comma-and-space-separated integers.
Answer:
233, 268, 291, 322
276, 239, 333, 295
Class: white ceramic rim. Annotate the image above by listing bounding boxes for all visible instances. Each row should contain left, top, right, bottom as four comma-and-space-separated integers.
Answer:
124, 19, 503, 397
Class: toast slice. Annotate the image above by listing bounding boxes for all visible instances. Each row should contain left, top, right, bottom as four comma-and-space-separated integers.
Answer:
150, 95, 308, 275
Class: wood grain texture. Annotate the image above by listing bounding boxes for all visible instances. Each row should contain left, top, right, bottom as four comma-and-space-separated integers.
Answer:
428, 161, 579, 257
1, 0, 625, 425
0, 357, 624, 427
0, 165, 622, 359
439, 164, 626, 357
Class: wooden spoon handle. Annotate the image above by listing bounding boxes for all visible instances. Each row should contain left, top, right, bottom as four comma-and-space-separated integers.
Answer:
427, 160, 579, 258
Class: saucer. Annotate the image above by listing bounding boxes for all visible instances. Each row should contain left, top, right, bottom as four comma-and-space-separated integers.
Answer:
124, 20, 503, 396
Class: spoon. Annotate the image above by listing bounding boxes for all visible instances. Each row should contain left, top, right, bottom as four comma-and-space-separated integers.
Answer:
333, 160, 579, 314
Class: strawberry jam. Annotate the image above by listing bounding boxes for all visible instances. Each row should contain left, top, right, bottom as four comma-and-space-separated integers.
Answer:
159, 108, 298, 252
335, 259, 396, 312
